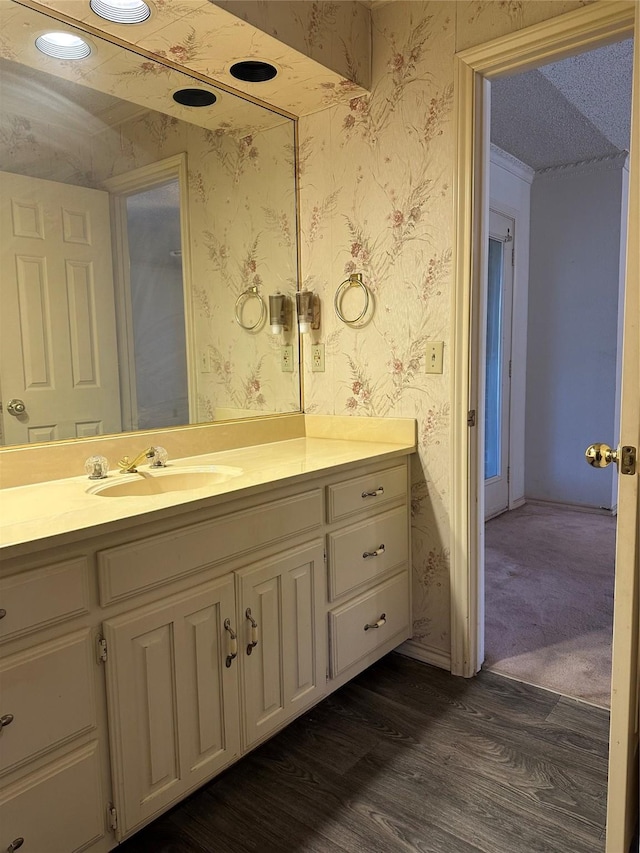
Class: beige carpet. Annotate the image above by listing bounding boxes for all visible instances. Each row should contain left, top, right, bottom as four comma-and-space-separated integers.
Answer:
484, 503, 616, 708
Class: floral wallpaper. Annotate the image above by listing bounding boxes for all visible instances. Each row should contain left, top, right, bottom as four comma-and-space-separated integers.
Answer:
297, 0, 593, 662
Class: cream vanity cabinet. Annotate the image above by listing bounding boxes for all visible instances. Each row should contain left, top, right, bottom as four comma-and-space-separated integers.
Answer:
0, 454, 411, 851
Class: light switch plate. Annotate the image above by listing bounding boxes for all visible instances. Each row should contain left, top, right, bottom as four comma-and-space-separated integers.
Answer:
425, 341, 444, 374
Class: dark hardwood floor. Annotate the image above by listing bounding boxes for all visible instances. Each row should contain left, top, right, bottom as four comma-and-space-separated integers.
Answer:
117, 654, 610, 853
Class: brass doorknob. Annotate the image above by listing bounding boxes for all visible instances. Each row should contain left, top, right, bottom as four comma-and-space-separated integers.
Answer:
585, 443, 618, 469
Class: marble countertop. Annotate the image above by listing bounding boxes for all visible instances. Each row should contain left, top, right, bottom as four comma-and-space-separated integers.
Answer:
0, 435, 415, 555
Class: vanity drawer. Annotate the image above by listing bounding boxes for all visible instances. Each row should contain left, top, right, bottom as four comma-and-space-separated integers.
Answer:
329, 571, 410, 677
98, 489, 323, 604
0, 742, 104, 853
327, 506, 408, 600
0, 630, 96, 775
0, 558, 90, 644
326, 464, 407, 523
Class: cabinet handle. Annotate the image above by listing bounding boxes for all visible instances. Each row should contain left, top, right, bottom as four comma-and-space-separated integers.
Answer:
0, 714, 14, 730
363, 544, 385, 559
245, 608, 258, 655
0, 609, 6, 620
7, 839, 24, 852
224, 619, 238, 668
361, 486, 384, 499
364, 613, 387, 631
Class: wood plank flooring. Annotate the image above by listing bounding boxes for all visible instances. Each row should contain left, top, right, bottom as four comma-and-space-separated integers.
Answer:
117, 654, 610, 853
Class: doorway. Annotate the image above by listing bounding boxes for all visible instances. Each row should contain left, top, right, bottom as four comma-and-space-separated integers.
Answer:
104, 153, 196, 432
481, 41, 631, 708
450, 5, 639, 851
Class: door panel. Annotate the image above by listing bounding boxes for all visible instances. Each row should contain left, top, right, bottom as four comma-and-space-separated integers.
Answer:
238, 540, 326, 749
606, 12, 640, 852
103, 576, 240, 838
0, 171, 121, 443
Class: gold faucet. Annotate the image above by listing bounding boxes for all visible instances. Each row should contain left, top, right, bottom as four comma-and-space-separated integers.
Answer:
118, 447, 155, 473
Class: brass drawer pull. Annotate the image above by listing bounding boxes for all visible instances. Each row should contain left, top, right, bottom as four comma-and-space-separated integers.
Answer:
361, 486, 384, 498
8, 839, 24, 852
364, 613, 387, 631
245, 608, 258, 655
0, 714, 14, 730
224, 619, 238, 668
363, 544, 385, 559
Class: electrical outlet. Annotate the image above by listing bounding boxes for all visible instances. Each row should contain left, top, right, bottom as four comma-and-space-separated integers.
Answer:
425, 341, 444, 374
311, 343, 325, 372
281, 344, 294, 373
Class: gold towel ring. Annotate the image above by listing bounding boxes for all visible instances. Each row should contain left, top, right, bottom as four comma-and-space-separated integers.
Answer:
334, 273, 370, 325
234, 286, 266, 331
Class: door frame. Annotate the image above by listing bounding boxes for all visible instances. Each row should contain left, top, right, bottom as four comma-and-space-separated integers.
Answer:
450, 1, 638, 848
104, 153, 196, 431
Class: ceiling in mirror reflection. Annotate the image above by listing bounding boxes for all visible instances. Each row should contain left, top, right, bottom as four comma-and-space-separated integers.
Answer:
0, 1, 301, 448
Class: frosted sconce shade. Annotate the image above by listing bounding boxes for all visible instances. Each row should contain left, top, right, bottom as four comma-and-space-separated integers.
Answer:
296, 290, 316, 334
269, 292, 288, 335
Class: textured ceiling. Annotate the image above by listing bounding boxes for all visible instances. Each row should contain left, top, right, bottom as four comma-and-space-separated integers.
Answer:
491, 38, 633, 171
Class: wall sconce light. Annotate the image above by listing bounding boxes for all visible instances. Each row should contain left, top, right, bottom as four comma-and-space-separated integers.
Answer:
269, 291, 289, 335
296, 289, 319, 334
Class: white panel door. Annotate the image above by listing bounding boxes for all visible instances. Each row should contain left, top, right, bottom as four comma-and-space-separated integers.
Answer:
606, 11, 640, 851
0, 171, 121, 443
103, 576, 241, 839
237, 540, 326, 749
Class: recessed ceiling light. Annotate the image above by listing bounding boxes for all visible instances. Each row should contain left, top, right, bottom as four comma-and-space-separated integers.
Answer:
230, 61, 277, 83
172, 89, 217, 107
35, 32, 92, 60
90, 0, 151, 24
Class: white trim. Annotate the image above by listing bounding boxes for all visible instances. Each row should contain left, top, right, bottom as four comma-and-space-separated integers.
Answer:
525, 498, 618, 517
397, 640, 451, 671
535, 151, 629, 180
104, 154, 197, 427
490, 144, 535, 184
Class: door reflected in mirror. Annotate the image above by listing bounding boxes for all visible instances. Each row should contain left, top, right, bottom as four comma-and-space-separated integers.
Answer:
0, 1, 300, 448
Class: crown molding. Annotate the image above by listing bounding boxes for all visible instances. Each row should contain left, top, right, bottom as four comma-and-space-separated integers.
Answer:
490, 144, 535, 184
535, 151, 629, 180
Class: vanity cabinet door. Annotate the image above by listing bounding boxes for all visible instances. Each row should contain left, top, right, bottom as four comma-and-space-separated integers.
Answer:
102, 575, 240, 839
237, 540, 326, 749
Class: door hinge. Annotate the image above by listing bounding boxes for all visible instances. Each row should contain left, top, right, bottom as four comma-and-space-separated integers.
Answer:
508, 359, 512, 379
467, 409, 476, 428
323, 549, 327, 563
507, 466, 510, 485
108, 804, 118, 832
97, 636, 107, 663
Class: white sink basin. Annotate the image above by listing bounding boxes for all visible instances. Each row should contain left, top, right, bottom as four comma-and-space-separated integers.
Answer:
88, 466, 243, 498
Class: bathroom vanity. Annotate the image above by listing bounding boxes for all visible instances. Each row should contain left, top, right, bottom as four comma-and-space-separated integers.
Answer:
0, 417, 415, 852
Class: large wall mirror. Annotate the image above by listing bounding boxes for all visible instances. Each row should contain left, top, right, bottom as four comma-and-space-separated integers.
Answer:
0, 1, 300, 448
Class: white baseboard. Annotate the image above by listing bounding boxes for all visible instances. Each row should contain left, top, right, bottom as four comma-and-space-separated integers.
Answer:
509, 496, 526, 510
526, 498, 616, 517
397, 639, 451, 671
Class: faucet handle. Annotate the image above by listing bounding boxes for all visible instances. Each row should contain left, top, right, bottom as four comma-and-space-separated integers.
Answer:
85, 455, 108, 480
149, 446, 168, 468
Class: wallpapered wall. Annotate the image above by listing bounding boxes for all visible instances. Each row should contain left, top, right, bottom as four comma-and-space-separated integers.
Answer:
297, 0, 592, 663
